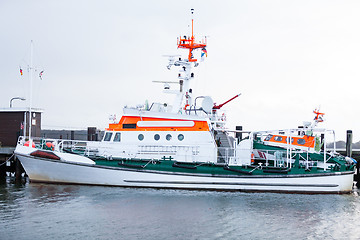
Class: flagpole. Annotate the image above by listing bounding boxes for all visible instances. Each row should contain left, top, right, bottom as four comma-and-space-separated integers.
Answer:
28, 40, 33, 144
23, 111, 27, 138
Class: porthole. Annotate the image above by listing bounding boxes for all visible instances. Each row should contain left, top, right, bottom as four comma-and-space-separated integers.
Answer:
274, 136, 283, 142
166, 134, 172, 141
138, 134, 144, 141
154, 134, 160, 141
297, 139, 306, 145
178, 134, 184, 141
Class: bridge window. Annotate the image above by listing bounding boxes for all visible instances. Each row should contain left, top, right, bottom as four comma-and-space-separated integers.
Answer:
104, 132, 113, 141
123, 123, 137, 129
138, 134, 144, 141
113, 133, 121, 142
264, 134, 273, 141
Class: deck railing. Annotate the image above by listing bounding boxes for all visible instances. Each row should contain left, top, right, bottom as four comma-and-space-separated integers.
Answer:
17, 136, 337, 170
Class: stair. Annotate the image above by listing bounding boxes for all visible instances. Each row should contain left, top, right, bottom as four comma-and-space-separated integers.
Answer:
215, 131, 235, 163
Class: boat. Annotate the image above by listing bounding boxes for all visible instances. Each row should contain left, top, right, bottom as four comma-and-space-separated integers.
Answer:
14, 10, 356, 193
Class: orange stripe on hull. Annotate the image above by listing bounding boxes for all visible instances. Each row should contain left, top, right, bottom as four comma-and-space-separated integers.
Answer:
107, 116, 210, 131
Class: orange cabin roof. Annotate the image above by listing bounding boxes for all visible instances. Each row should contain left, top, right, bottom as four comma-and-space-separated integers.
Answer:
264, 134, 315, 148
107, 116, 210, 132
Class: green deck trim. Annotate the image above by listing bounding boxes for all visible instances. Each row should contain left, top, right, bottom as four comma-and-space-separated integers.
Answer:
93, 158, 354, 177
63, 140, 355, 176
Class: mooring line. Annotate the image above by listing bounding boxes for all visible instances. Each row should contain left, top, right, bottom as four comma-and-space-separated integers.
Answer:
0, 154, 14, 167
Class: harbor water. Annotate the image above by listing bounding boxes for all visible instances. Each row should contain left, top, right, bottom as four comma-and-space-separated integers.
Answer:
1, 177, 360, 240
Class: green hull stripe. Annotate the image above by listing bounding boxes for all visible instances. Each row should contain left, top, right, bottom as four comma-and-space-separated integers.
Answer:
124, 180, 338, 188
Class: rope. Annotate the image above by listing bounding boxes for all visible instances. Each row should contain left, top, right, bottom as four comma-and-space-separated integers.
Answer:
0, 154, 15, 167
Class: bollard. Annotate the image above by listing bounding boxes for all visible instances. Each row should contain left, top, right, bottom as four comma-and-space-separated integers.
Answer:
346, 130, 353, 157
347, 130, 360, 187
0, 159, 6, 178
357, 161, 360, 188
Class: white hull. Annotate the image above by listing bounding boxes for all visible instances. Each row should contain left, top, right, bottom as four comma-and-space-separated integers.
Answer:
15, 150, 354, 194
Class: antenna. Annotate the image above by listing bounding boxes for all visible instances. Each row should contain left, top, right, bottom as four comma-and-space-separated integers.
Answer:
177, 9, 207, 62
28, 40, 33, 143
191, 8, 194, 37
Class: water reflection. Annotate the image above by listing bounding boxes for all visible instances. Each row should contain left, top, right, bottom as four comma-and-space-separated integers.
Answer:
1, 178, 360, 239
27, 183, 80, 205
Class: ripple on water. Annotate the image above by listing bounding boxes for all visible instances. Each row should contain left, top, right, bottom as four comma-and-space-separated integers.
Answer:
2, 178, 360, 239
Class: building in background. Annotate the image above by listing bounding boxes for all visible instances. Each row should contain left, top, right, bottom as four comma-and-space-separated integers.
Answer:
0, 108, 42, 147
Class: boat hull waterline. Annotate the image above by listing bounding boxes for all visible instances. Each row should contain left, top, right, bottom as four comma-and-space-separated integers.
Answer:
16, 153, 354, 194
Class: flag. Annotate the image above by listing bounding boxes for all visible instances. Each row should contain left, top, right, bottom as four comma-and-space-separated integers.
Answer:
201, 47, 207, 62
39, 70, 44, 80
20, 68, 23, 76
201, 47, 207, 57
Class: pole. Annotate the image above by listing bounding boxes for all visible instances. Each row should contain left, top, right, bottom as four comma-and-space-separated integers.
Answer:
23, 111, 27, 138
323, 133, 326, 171
346, 130, 353, 157
28, 40, 33, 143
191, 9, 194, 38
15, 157, 24, 180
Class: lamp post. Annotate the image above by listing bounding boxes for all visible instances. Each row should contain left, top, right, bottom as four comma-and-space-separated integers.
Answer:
10, 97, 26, 108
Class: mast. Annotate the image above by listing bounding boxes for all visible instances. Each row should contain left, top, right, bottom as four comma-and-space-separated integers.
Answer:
166, 9, 207, 113
28, 40, 34, 142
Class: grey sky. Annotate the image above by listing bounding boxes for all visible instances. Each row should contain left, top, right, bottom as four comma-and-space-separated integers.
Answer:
1, 0, 360, 141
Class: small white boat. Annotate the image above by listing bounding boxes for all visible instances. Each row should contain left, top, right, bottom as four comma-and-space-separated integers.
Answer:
15, 10, 355, 193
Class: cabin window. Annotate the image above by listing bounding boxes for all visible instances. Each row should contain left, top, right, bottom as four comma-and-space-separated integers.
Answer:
113, 133, 121, 142
178, 134, 184, 141
297, 139, 306, 145
264, 134, 273, 141
286, 137, 294, 143
138, 134, 144, 141
123, 123, 137, 129
104, 132, 113, 141
166, 134, 172, 141
154, 134, 160, 141
274, 136, 283, 142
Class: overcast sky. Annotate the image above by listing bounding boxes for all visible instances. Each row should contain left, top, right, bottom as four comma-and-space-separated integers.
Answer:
1, 0, 360, 141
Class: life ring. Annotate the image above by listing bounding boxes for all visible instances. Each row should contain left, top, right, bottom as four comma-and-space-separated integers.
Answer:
45, 142, 55, 151
251, 153, 255, 164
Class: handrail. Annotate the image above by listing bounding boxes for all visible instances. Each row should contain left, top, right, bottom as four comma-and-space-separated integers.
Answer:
16, 136, 337, 170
